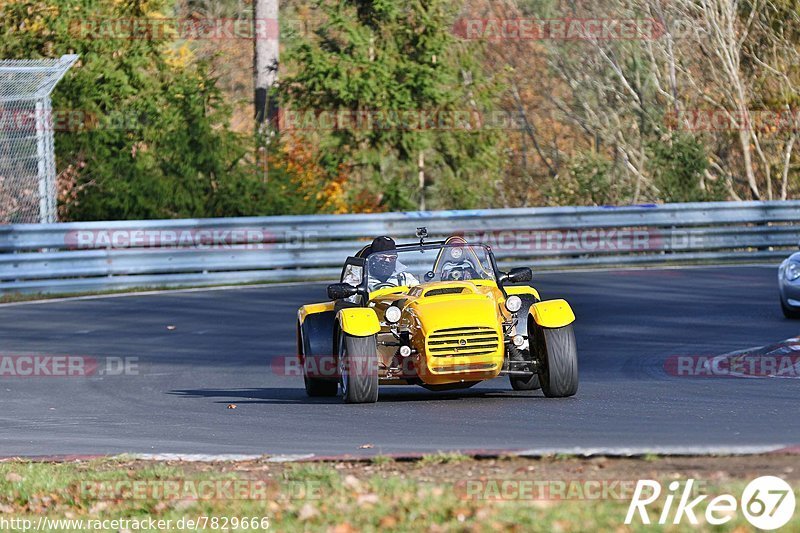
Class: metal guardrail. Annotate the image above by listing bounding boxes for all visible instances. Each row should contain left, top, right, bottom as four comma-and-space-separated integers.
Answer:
1, 201, 798, 295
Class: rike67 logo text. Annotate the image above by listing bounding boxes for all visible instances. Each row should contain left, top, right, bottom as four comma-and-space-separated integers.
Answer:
625, 476, 795, 530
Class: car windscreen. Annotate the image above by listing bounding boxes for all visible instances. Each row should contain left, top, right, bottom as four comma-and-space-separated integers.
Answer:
365, 244, 495, 289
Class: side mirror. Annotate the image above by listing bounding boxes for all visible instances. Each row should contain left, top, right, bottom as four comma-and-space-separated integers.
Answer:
327, 283, 359, 300
502, 267, 532, 284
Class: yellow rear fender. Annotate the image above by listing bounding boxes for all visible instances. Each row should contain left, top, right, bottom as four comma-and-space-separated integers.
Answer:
338, 308, 381, 337
298, 302, 335, 326
530, 299, 575, 329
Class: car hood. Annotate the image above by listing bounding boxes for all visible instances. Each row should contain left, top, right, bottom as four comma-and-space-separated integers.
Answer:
399, 283, 502, 334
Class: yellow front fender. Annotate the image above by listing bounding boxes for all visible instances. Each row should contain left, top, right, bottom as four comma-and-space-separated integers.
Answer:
338, 308, 381, 337
505, 285, 541, 300
530, 299, 575, 329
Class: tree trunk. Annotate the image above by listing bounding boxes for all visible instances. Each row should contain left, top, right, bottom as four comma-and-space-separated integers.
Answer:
418, 151, 425, 211
738, 127, 760, 200
781, 136, 796, 200
254, 0, 279, 128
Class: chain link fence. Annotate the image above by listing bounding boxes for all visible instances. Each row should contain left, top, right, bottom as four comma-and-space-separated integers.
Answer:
0, 55, 78, 224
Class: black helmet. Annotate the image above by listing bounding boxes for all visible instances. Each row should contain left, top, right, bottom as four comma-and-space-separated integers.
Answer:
370, 236, 397, 281
370, 236, 396, 253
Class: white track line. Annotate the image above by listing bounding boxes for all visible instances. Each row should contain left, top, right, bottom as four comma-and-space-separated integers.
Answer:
120, 445, 795, 463
514, 445, 794, 457
126, 453, 315, 462
0, 280, 321, 308
708, 337, 800, 380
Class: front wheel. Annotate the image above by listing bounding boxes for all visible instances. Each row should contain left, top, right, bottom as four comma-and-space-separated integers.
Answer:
338, 332, 379, 403
532, 324, 578, 398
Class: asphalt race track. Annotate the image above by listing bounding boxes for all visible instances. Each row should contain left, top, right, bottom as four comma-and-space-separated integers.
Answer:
1, 265, 799, 457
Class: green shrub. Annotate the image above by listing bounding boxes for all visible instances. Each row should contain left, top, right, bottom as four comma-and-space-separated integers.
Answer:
547, 150, 619, 206
648, 133, 722, 203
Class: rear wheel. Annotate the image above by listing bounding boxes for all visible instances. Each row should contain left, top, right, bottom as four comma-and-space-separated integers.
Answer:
509, 296, 541, 391
532, 324, 578, 398
300, 321, 338, 397
304, 375, 338, 397
781, 299, 800, 319
508, 341, 541, 390
338, 333, 379, 403
510, 373, 541, 391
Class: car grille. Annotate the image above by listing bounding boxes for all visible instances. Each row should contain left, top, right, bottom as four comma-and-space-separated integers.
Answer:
424, 287, 465, 297
427, 326, 501, 357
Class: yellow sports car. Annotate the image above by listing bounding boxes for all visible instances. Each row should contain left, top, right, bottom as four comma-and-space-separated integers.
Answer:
296, 230, 578, 403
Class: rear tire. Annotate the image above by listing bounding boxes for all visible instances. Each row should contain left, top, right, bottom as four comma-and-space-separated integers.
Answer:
304, 375, 338, 397
532, 324, 578, 398
300, 320, 338, 397
781, 299, 800, 319
507, 339, 541, 391
510, 373, 541, 391
338, 333, 379, 404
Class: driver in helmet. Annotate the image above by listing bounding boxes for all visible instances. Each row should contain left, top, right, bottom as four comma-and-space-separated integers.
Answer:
366, 236, 419, 291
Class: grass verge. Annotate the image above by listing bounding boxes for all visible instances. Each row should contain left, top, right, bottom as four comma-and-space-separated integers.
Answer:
0, 454, 798, 531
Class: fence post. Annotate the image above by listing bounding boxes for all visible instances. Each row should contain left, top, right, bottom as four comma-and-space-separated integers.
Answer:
0, 54, 78, 224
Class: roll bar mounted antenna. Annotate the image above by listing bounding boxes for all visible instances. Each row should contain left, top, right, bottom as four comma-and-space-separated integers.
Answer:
416, 227, 428, 246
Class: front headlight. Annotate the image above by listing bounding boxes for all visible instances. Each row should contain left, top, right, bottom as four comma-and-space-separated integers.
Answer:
786, 262, 800, 282
385, 305, 402, 323
505, 295, 522, 313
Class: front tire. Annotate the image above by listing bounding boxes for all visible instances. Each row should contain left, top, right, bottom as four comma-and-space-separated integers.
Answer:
532, 324, 578, 398
338, 333, 379, 403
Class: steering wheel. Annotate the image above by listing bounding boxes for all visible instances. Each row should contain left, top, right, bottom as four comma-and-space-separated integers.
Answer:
442, 266, 479, 281
372, 282, 396, 290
